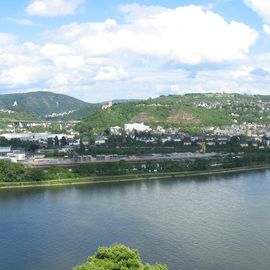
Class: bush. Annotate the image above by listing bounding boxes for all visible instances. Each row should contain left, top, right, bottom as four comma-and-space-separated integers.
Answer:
73, 244, 168, 270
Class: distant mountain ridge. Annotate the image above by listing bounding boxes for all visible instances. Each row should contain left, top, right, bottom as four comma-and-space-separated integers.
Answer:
0, 91, 88, 115
0, 91, 99, 120
2, 92, 270, 127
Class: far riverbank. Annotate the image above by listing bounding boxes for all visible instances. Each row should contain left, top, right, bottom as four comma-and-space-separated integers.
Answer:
1, 164, 270, 190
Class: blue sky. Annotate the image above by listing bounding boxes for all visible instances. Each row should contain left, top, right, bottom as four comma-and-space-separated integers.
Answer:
0, 0, 270, 102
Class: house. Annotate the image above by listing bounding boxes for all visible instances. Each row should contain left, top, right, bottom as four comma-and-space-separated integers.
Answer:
124, 123, 151, 133
7, 150, 26, 162
216, 136, 230, 145
69, 139, 80, 147
77, 155, 93, 162
96, 155, 106, 160
95, 136, 107, 145
110, 126, 122, 135
155, 126, 166, 134
183, 141, 192, 146
205, 137, 215, 146
1, 133, 74, 142
252, 142, 259, 148
161, 137, 171, 143
0, 147, 25, 162
240, 143, 249, 148
0, 146, 11, 155
81, 137, 89, 146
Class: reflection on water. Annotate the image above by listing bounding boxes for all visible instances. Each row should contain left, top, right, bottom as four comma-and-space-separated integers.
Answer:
0, 170, 270, 270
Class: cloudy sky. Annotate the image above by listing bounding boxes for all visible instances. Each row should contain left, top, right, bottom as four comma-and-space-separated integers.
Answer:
0, 0, 270, 102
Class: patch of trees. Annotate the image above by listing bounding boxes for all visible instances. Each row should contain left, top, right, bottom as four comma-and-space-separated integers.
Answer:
0, 161, 45, 182
73, 244, 167, 270
0, 137, 39, 152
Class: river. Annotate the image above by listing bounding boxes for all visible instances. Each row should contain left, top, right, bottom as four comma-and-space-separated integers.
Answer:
1, 170, 270, 270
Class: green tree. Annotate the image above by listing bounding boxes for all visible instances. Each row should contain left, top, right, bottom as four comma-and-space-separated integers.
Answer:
47, 138, 54, 148
61, 136, 67, 147
0, 161, 30, 182
79, 139, 86, 153
29, 168, 45, 181
73, 244, 167, 270
54, 136, 59, 148
230, 136, 240, 145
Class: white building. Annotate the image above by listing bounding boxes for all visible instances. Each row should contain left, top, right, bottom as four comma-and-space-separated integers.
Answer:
1, 133, 74, 141
0, 147, 12, 156
95, 136, 107, 145
110, 126, 122, 135
124, 123, 151, 133
7, 151, 26, 162
0, 147, 25, 162
155, 126, 166, 134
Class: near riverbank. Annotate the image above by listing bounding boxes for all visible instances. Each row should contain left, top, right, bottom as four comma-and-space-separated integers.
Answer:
1, 164, 270, 190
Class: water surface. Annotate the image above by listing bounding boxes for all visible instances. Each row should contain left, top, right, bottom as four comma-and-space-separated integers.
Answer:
1, 170, 270, 270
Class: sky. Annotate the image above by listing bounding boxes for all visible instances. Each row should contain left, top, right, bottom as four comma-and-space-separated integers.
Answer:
0, 0, 270, 102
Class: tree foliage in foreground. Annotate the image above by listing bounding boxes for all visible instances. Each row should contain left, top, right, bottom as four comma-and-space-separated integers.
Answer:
73, 244, 168, 270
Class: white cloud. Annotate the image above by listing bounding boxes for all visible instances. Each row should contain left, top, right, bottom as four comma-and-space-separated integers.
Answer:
93, 66, 130, 81
263, 24, 270, 35
26, 0, 84, 17
7, 18, 37, 26
0, 65, 51, 86
40, 44, 73, 57
0, 4, 263, 101
44, 5, 258, 65
243, 0, 270, 23
119, 3, 166, 22
0, 33, 17, 45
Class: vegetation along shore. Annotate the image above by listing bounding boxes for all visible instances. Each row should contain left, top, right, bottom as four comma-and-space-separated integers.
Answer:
1, 163, 270, 190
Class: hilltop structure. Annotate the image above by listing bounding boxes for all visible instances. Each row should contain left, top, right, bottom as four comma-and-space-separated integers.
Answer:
102, 101, 113, 110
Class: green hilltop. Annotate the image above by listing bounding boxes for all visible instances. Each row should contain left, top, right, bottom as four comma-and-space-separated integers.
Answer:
0, 91, 98, 121
77, 93, 270, 132
1, 92, 270, 128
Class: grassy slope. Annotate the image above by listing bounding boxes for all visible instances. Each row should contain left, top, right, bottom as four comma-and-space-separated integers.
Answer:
62, 104, 100, 120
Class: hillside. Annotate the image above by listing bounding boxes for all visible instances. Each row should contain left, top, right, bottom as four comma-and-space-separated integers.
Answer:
0, 107, 40, 124
61, 104, 100, 120
77, 93, 270, 132
0, 91, 98, 120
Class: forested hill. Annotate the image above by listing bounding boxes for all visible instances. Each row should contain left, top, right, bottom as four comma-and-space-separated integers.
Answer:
0, 91, 98, 119
77, 93, 270, 132
1, 92, 270, 125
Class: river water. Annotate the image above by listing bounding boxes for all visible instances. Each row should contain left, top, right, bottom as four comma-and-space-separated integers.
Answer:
1, 170, 270, 270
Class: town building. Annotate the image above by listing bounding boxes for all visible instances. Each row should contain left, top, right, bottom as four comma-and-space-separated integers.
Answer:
0, 147, 26, 162
124, 123, 151, 133
95, 136, 107, 145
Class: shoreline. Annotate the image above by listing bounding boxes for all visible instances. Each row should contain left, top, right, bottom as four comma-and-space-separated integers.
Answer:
1, 164, 270, 190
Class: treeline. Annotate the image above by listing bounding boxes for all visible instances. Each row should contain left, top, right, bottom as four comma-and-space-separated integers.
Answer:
0, 137, 39, 152
0, 161, 44, 182
2, 150, 270, 183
